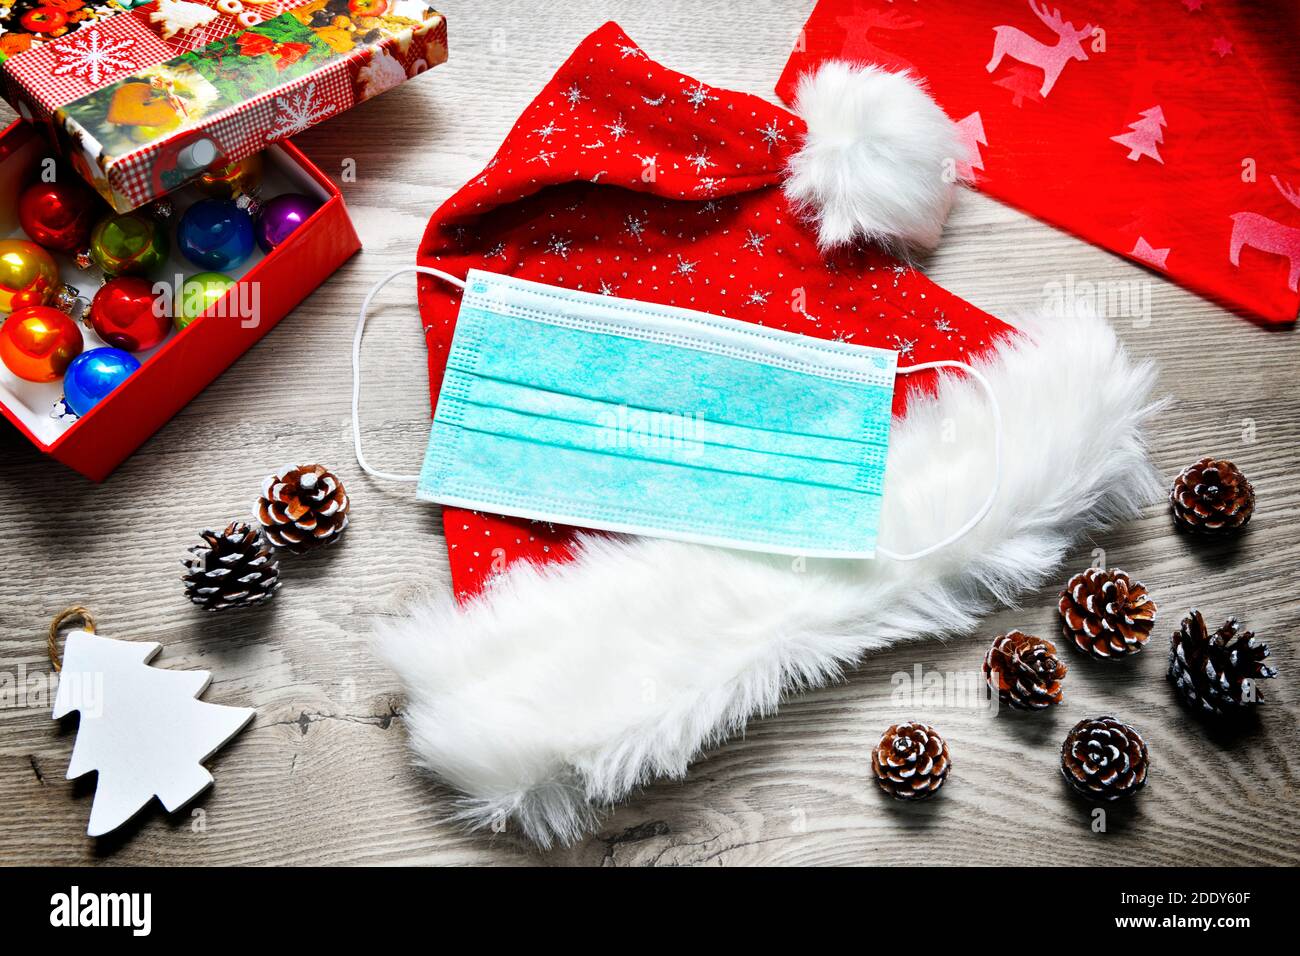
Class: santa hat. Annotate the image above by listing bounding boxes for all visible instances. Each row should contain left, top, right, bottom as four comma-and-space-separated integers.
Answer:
374, 22, 1162, 847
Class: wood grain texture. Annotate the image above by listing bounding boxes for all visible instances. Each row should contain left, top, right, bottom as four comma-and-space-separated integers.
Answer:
1, 0, 1296, 867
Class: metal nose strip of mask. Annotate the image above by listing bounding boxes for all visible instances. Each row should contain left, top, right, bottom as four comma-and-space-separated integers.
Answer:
351, 266, 1002, 562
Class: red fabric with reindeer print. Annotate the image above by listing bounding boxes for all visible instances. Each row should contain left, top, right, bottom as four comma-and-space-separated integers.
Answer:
416, 22, 1013, 601
779, 0, 1300, 325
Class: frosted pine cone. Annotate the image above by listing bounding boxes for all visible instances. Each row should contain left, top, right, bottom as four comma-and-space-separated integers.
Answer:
1168, 610, 1277, 717
871, 722, 951, 799
1170, 457, 1254, 535
1060, 715, 1149, 801
182, 521, 280, 611
256, 464, 350, 553
983, 630, 1067, 710
1059, 568, 1157, 659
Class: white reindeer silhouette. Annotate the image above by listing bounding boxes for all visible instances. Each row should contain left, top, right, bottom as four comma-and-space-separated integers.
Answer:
987, 1, 1094, 98
1229, 175, 1300, 292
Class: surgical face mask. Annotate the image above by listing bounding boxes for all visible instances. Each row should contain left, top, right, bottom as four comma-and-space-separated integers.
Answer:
353, 267, 1001, 561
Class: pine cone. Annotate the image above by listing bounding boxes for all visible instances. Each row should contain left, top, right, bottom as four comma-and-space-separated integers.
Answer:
871, 722, 951, 799
1168, 610, 1277, 717
1058, 568, 1157, 660
1170, 457, 1254, 535
1060, 715, 1149, 801
983, 630, 1067, 710
255, 464, 350, 553
182, 521, 281, 611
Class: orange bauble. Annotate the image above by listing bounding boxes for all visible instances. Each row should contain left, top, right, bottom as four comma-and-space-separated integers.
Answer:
0, 306, 84, 382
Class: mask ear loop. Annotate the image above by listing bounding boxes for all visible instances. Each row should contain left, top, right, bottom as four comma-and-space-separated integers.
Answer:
875, 360, 1002, 562
353, 265, 466, 483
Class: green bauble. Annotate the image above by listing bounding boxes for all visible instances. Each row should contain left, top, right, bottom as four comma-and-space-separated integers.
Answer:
90, 212, 169, 276
176, 272, 236, 330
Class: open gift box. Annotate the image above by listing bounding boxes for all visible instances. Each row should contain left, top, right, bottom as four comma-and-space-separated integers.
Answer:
0, 119, 360, 479
0, 3, 448, 479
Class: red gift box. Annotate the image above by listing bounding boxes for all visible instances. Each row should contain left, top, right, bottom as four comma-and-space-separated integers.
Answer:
0, 1, 448, 211
0, 118, 361, 479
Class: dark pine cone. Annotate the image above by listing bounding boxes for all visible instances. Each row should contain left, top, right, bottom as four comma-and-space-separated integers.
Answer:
983, 630, 1067, 710
1058, 568, 1157, 660
1060, 715, 1149, 801
871, 722, 951, 799
1168, 610, 1277, 717
1170, 457, 1254, 535
255, 464, 351, 553
182, 521, 281, 611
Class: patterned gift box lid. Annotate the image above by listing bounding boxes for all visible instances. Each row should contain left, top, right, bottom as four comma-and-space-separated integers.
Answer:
0, 0, 446, 210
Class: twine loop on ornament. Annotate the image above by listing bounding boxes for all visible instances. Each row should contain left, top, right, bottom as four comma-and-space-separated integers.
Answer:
48, 606, 96, 673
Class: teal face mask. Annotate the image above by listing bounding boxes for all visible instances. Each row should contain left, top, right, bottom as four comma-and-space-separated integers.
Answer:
353, 267, 1001, 561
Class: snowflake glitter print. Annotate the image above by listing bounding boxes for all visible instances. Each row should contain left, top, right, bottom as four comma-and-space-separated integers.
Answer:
0, 2, 449, 210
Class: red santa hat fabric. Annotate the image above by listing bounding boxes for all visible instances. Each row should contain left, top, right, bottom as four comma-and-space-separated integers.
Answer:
375, 22, 1162, 846
779, 0, 1300, 325
416, 21, 1007, 601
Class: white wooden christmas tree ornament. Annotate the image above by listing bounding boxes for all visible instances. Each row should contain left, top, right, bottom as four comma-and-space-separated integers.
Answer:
49, 609, 255, 837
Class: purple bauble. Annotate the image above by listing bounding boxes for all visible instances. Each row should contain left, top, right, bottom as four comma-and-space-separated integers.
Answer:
254, 193, 320, 253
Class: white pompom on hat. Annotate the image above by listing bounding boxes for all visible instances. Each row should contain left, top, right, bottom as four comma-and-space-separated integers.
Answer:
785, 61, 964, 253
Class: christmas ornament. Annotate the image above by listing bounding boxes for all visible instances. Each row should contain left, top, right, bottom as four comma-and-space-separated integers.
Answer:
781, 0, 1300, 325
370, 22, 1164, 848
194, 152, 263, 200
90, 211, 170, 277
21, 7, 69, 32
177, 199, 255, 271
1060, 716, 1148, 801
63, 348, 141, 417
982, 630, 1066, 710
87, 277, 170, 352
0, 306, 83, 382
0, 238, 59, 313
48, 607, 255, 837
255, 464, 351, 552
17, 178, 101, 252
254, 193, 319, 253
1168, 610, 1277, 717
1058, 568, 1157, 660
871, 722, 951, 799
182, 521, 281, 611
1170, 458, 1255, 536
175, 272, 236, 330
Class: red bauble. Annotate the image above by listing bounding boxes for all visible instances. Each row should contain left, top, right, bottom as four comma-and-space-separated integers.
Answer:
21, 8, 69, 33
88, 277, 170, 352
0, 306, 83, 382
17, 179, 100, 253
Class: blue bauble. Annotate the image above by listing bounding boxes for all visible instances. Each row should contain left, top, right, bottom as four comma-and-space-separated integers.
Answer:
177, 199, 255, 271
64, 347, 141, 417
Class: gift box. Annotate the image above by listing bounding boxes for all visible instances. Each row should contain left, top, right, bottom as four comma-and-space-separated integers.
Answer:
0, 0, 448, 211
0, 118, 361, 479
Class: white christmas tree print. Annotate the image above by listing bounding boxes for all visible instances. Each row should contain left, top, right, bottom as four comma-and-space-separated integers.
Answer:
267, 82, 337, 141
1111, 106, 1166, 164
51, 28, 138, 86
52, 630, 254, 837
954, 112, 987, 181
1130, 236, 1170, 269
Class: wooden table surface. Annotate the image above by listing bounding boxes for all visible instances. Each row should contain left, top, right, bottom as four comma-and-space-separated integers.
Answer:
2, 1, 1297, 867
